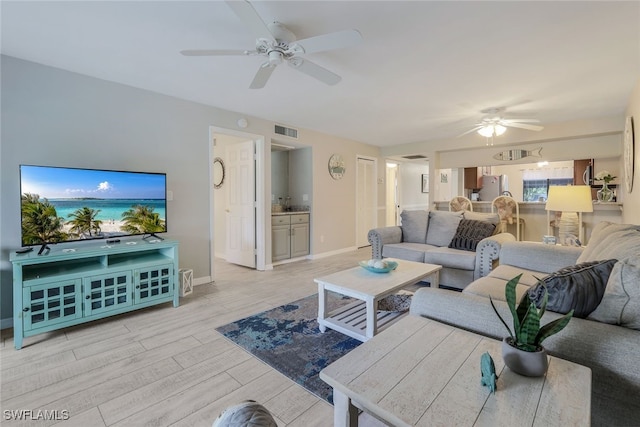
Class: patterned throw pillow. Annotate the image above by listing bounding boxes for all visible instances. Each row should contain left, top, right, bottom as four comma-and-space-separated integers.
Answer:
448, 219, 496, 252
528, 259, 617, 318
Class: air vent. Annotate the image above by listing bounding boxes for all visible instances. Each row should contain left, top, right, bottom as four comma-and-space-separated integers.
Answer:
275, 124, 298, 139
402, 154, 427, 160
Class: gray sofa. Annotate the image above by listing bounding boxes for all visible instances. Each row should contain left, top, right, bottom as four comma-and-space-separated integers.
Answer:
410, 221, 640, 426
368, 210, 516, 290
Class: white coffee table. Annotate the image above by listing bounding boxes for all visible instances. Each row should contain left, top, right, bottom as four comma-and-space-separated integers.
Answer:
320, 315, 591, 427
314, 259, 441, 342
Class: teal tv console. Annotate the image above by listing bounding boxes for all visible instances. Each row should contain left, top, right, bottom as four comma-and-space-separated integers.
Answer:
10, 239, 179, 350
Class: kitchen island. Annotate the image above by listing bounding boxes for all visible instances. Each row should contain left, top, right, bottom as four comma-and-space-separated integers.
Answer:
434, 201, 622, 244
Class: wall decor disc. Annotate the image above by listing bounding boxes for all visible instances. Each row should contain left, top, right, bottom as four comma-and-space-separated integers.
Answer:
624, 116, 635, 193
213, 157, 225, 189
328, 153, 346, 180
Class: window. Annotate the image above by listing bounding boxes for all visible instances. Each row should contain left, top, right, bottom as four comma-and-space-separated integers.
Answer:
523, 178, 574, 202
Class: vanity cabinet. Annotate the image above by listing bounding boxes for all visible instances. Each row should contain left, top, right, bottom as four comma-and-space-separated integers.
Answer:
272, 213, 310, 262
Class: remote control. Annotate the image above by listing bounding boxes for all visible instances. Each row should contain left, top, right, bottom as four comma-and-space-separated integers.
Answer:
16, 247, 34, 254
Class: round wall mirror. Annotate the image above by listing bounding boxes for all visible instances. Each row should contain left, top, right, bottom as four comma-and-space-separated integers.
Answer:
213, 157, 225, 189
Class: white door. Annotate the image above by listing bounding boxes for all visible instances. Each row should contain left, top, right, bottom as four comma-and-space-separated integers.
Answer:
386, 162, 399, 226
226, 140, 256, 268
356, 157, 377, 247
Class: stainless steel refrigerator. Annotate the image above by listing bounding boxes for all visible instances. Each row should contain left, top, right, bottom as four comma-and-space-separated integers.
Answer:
478, 175, 508, 201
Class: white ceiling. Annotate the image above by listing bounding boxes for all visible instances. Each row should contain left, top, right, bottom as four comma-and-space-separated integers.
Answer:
2, 1, 639, 148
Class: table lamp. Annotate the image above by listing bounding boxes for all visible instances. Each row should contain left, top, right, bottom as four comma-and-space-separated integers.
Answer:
545, 185, 593, 245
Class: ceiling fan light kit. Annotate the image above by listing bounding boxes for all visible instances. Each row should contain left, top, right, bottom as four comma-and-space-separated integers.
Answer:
459, 106, 545, 142
181, 0, 362, 89
477, 123, 507, 138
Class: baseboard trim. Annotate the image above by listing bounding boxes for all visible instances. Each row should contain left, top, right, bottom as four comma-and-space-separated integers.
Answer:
194, 276, 212, 286
1, 317, 13, 329
308, 246, 359, 260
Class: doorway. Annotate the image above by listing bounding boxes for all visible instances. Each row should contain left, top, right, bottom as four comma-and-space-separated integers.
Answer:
356, 156, 377, 248
385, 161, 399, 226
209, 127, 267, 281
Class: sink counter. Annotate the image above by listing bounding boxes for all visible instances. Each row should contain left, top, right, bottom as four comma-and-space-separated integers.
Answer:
271, 211, 310, 216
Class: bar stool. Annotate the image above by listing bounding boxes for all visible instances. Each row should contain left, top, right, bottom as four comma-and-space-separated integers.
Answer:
491, 195, 525, 241
449, 196, 474, 212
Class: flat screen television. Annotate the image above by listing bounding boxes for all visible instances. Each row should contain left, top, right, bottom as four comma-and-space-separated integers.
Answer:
20, 165, 167, 248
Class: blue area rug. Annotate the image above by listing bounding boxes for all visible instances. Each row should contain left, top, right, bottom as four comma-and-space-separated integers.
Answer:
216, 293, 361, 404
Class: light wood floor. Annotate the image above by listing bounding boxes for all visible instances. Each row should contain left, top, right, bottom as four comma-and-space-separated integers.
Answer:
1, 247, 387, 426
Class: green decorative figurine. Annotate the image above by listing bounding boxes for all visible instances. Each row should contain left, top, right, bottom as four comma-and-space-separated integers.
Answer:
481, 352, 497, 393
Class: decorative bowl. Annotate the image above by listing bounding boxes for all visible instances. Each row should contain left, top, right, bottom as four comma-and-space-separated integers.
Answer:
358, 260, 398, 273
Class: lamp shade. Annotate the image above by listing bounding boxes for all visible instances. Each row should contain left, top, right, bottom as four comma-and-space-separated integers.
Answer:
545, 185, 593, 213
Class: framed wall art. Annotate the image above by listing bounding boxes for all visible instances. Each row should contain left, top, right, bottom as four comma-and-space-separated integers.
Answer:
422, 174, 429, 193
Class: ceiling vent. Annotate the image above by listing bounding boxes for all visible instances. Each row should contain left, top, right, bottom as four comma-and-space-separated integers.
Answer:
402, 154, 427, 160
275, 124, 298, 139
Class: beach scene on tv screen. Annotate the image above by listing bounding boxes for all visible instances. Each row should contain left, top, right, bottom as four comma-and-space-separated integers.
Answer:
20, 166, 166, 245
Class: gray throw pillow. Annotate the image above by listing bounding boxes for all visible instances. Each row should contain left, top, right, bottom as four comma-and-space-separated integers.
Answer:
588, 257, 640, 330
528, 259, 617, 318
448, 219, 496, 252
426, 211, 463, 247
577, 222, 640, 263
400, 210, 429, 243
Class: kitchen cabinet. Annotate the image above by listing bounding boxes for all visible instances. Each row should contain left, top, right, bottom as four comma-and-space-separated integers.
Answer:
272, 213, 310, 261
464, 167, 481, 189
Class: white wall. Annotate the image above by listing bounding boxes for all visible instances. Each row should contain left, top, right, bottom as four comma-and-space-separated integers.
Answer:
622, 77, 640, 223
398, 162, 429, 210
0, 56, 381, 322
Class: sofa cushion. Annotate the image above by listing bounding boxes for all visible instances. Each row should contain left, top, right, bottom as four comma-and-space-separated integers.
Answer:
528, 259, 617, 318
382, 243, 435, 262
400, 210, 429, 243
486, 264, 545, 287
423, 247, 476, 270
577, 222, 640, 264
463, 275, 531, 303
588, 257, 640, 330
449, 219, 496, 252
426, 210, 463, 247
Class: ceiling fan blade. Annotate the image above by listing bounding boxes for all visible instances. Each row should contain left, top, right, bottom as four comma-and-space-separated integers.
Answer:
504, 122, 544, 131
226, 0, 275, 41
294, 29, 362, 54
501, 118, 541, 124
288, 58, 341, 85
249, 63, 276, 89
457, 126, 484, 137
180, 49, 248, 56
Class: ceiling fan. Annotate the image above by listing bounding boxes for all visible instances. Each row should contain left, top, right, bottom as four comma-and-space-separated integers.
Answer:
181, 0, 362, 89
459, 107, 544, 137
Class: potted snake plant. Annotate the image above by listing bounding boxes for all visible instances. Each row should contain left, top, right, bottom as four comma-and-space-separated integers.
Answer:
490, 274, 573, 377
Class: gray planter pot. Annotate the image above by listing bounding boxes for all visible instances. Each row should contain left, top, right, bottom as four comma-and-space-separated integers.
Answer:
502, 337, 549, 377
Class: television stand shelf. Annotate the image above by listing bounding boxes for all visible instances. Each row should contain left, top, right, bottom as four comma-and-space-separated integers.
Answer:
10, 239, 179, 350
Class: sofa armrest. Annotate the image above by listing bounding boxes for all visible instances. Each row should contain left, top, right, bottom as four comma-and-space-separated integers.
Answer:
474, 232, 516, 279
368, 226, 402, 259
499, 241, 582, 274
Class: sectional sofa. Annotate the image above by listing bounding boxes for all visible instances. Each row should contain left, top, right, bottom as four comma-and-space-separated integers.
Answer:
368, 210, 515, 290
410, 221, 640, 426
